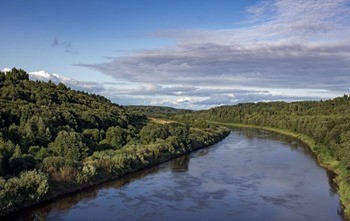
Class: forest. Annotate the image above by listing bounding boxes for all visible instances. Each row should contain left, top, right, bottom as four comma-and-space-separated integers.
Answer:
172, 96, 350, 217
0, 68, 229, 216
124, 105, 192, 119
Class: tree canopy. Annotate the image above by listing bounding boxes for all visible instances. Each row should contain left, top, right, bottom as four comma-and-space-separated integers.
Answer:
0, 68, 229, 216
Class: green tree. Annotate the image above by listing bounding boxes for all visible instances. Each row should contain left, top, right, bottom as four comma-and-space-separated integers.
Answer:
49, 131, 89, 161
0, 139, 15, 176
100, 126, 126, 149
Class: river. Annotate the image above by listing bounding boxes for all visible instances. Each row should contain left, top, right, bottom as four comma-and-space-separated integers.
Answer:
6, 128, 343, 221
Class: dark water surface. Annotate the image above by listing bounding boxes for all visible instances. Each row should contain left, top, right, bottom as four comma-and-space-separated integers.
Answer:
8, 128, 343, 221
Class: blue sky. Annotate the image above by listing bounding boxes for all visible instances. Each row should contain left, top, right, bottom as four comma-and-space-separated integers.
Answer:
1, 0, 350, 109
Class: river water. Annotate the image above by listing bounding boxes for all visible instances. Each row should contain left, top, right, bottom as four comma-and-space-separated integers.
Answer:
7, 128, 343, 221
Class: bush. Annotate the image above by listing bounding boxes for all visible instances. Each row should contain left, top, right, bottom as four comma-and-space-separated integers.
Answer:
0, 170, 49, 213
9, 154, 36, 175
48, 131, 89, 161
42, 156, 83, 184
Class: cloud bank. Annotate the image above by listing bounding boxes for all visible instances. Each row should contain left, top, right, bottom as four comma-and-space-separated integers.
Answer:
76, 0, 350, 107
8, 68, 324, 109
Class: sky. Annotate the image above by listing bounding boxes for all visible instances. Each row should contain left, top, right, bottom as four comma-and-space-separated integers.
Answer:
1, 0, 350, 109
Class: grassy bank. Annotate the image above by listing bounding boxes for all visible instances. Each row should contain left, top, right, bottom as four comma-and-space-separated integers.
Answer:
209, 121, 350, 219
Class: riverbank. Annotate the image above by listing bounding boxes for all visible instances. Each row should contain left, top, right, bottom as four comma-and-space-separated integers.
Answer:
209, 121, 350, 220
9, 128, 342, 221
0, 126, 230, 217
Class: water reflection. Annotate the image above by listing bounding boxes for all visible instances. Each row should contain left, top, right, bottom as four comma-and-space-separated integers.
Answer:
2, 166, 160, 221
196, 148, 210, 157
232, 127, 316, 158
232, 127, 339, 194
170, 155, 190, 172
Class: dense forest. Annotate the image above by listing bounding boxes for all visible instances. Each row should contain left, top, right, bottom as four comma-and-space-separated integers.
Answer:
125, 105, 192, 119
0, 68, 229, 216
172, 97, 350, 217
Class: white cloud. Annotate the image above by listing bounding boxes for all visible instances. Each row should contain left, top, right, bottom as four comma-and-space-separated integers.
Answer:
30, 70, 55, 79
28, 70, 105, 93
2, 68, 11, 73
176, 97, 192, 104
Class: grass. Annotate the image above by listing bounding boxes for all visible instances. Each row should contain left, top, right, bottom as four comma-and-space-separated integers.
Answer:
209, 121, 350, 220
149, 118, 176, 124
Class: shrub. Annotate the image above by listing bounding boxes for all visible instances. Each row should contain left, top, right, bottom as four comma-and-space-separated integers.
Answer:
0, 170, 49, 213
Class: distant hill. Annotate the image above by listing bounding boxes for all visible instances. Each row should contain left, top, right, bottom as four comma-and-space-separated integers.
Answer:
125, 105, 192, 118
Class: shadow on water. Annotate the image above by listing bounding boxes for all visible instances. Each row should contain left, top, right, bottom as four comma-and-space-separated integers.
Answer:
2, 166, 161, 221
230, 126, 326, 164
228, 127, 344, 219
231, 127, 340, 192
170, 155, 190, 172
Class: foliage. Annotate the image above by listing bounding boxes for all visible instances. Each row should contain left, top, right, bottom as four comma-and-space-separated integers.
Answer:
0, 68, 229, 216
48, 131, 89, 161
125, 105, 192, 119
0, 170, 49, 214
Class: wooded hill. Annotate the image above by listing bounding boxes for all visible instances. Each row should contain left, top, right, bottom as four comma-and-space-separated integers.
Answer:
125, 105, 192, 119
0, 68, 229, 216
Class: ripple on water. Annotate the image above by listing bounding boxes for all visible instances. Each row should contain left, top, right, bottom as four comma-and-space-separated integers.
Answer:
6, 128, 344, 221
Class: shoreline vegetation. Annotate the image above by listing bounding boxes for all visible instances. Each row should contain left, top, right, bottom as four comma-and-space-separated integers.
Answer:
0, 68, 230, 216
2, 123, 230, 217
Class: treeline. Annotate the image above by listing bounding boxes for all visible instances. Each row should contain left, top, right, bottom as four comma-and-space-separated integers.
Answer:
172, 96, 350, 217
0, 68, 229, 216
125, 105, 192, 119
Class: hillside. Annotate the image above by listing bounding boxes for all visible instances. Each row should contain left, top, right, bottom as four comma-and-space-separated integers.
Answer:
125, 105, 192, 118
0, 68, 229, 216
